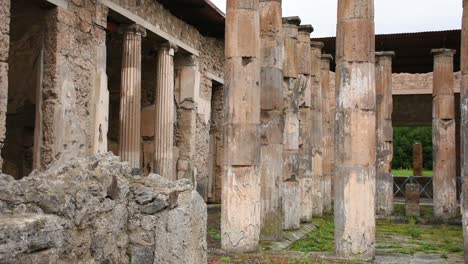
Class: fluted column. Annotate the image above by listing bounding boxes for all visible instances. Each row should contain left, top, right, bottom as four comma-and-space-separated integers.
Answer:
461, 0, 468, 261
321, 54, 334, 213
297, 25, 314, 222
259, 0, 284, 241
335, 0, 376, 260
119, 24, 146, 169
222, 0, 261, 253
154, 42, 177, 181
432, 48, 457, 220
282, 16, 301, 231
375, 51, 395, 217
310, 41, 324, 218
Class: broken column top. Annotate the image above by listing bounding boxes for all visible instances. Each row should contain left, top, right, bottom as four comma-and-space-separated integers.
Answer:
376, 51, 396, 57
310, 41, 324, 49
321, 54, 334, 61
431, 48, 456, 56
298, 24, 314, 34
282, 16, 301, 26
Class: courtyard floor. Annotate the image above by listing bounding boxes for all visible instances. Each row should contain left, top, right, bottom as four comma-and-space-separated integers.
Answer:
207, 204, 464, 264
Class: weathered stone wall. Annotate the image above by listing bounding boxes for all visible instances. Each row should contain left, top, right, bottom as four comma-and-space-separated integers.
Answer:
0, 153, 207, 264
393, 72, 461, 93
0, 0, 10, 170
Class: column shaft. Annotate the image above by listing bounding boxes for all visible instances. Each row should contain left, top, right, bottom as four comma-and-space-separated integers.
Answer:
298, 25, 314, 222
310, 41, 324, 218
282, 16, 301, 231
432, 48, 457, 219
321, 54, 334, 213
335, 0, 376, 260
413, 143, 423, 176
375, 52, 395, 216
259, 0, 284, 240
119, 25, 145, 169
222, 0, 261, 252
461, 0, 468, 261
154, 43, 176, 180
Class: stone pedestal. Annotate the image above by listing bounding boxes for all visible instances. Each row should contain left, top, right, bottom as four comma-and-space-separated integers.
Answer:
298, 25, 314, 223
222, 0, 261, 253
413, 143, 423, 176
405, 183, 420, 217
431, 49, 457, 220
310, 41, 324, 217
334, 0, 376, 260
461, 0, 468, 261
282, 16, 301, 231
321, 54, 334, 213
259, 0, 284, 240
375, 52, 395, 217
154, 42, 177, 181
119, 24, 146, 169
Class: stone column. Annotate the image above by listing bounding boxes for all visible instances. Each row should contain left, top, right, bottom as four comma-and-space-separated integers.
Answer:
432, 48, 457, 220
310, 41, 324, 217
282, 16, 301, 231
154, 42, 177, 181
297, 25, 314, 223
413, 143, 423, 176
259, 0, 284, 240
375, 51, 395, 217
335, 0, 376, 260
119, 24, 146, 169
321, 54, 334, 213
406, 183, 421, 217
461, 0, 468, 261
0, 0, 9, 169
222, 0, 261, 252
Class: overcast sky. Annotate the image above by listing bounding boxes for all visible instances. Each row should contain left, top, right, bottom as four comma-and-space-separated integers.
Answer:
210, 0, 462, 37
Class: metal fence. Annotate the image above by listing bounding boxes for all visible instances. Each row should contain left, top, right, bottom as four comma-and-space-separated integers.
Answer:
393, 176, 462, 200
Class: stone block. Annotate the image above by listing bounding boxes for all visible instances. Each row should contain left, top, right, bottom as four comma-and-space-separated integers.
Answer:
337, 1, 374, 20
336, 19, 375, 63
226, 9, 260, 58
297, 41, 311, 75
259, 1, 282, 37
299, 178, 313, 223
261, 67, 284, 110
283, 111, 300, 150
0, 32, 9, 63
227, 0, 259, 10
433, 95, 455, 119
376, 172, 394, 216
281, 181, 301, 230
283, 149, 299, 182
335, 62, 376, 110
224, 57, 261, 124
405, 183, 420, 217
223, 123, 260, 166
260, 110, 284, 145
261, 36, 283, 69
298, 75, 312, 107
298, 147, 312, 180
283, 38, 298, 78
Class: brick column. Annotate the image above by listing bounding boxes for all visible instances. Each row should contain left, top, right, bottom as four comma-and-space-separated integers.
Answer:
413, 143, 423, 176
222, 0, 261, 252
310, 41, 324, 217
335, 0, 376, 260
432, 48, 457, 220
461, 0, 468, 261
297, 24, 314, 222
375, 51, 395, 217
119, 24, 146, 169
282, 16, 301, 231
321, 54, 334, 213
259, 0, 284, 240
154, 42, 177, 180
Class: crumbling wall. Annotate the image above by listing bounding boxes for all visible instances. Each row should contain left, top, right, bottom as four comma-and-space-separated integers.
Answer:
0, 153, 207, 264
0, 0, 10, 170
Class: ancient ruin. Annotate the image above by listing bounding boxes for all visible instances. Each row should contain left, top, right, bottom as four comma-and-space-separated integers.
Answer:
0, 0, 466, 263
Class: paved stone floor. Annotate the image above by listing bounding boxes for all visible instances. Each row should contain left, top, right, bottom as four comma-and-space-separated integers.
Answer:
207, 205, 464, 263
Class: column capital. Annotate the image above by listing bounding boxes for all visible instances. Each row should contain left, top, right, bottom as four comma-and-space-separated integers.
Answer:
157, 42, 178, 56
321, 54, 334, 62
282, 16, 301, 27
119, 24, 147, 37
310, 41, 324, 49
375, 51, 395, 58
298, 24, 314, 34
431, 48, 456, 57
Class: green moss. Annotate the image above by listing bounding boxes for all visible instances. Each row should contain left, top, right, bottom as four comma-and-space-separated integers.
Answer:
289, 216, 334, 253
209, 227, 221, 241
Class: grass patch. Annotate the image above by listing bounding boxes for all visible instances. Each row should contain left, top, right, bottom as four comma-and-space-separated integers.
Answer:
289, 216, 334, 253
209, 228, 221, 241
392, 169, 433, 177
219, 256, 232, 263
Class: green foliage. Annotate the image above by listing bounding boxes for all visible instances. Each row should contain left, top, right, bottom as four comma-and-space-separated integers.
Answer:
393, 127, 433, 171
392, 169, 433, 177
289, 217, 334, 253
209, 228, 221, 241
220, 256, 232, 263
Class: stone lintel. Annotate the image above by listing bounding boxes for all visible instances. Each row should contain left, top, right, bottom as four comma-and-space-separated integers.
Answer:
46, 0, 68, 9
431, 48, 456, 57
310, 41, 324, 49
375, 51, 396, 58
282, 16, 301, 26
298, 24, 314, 34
